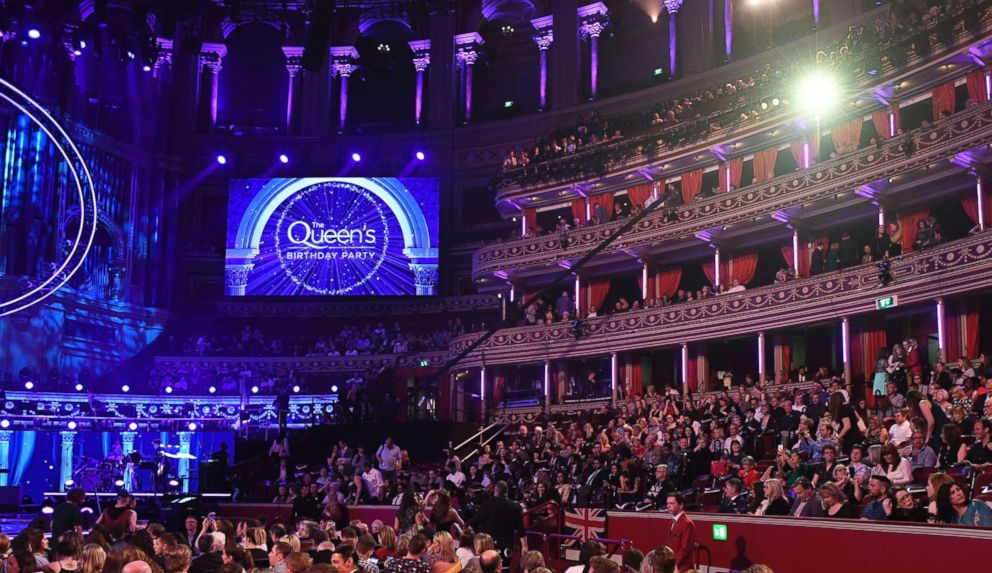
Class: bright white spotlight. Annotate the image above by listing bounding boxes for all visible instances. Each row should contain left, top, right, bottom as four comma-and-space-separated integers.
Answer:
216, 155, 227, 165
351, 152, 362, 162
165, 386, 173, 394
41, 506, 54, 515
331, 385, 339, 393
293, 385, 301, 393
121, 385, 130, 392
115, 479, 125, 487
415, 151, 425, 161
64, 479, 74, 486
796, 72, 840, 116
209, 386, 216, 394
24, 381, 34, 390
168, 479, 180, 487
75, 383, 83, 391
251, 385, 259, 394
188, 422, 197, 431
0, 420, 9, 429
279, 154, 289, 164
27, 29, 41, 39
67, 421, 77, 430
128, 422, 138, 431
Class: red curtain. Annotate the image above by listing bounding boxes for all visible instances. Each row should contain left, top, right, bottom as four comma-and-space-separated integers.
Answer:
657, 267, 682, 298
932, 81, 957, 121
702, 257, 730, 287
626, 356, 643, 397
900, 208, 930, 252
781, 336, 792, 382
587, 279, 611, 317
680, 169, 704, 203
967, 70, 989, 103
946, 301, 961, 362
871, 103, 901, 139
809, 134, 821, 166
964, 300, 980, 359
718, 158, 744, 192
627, 184, 654, 209
571, 199, 587, 224
790, 139, 806, 168
830, 116, 864, 154
780, 240, 810, 277
685, 347, 698, 393
753, 148, 779, 182
524, 208, 537, 235
961, 186, 992, 226
588, 193, 614, 223
730, 252, 759, 285
858, 325, 888, 407
637, 272, 657, 299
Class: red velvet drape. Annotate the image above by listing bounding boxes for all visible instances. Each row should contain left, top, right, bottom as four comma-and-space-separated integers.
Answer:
588, 279, 611, 317
680, 169, 704, 203
702, 258, 730, 287
901, 208, 931, 252
932, 81, 957, 121
588, 193, 614, 223
966, 70, 989, 103
524, 208, 537, 235
571, 199, 587, 224
780, 241, 811, 277
781, 337, 792, 381
830, 116, 864, 153
729, 252, 759, 285
753, 148, 779, 182
946, 301, 961, 363
859, 325, 888, 407
627, 184, 654, 209
961, 186, 992, 226
626, 356, 643, 397
963, 299, 980, 359
657, 267, 682, 298
718, 158, 745, 191
871, 104, 900, 139
637, 272, 657, 299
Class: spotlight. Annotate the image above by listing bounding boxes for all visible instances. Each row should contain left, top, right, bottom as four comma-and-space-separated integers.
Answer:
122, 385, 130, 393
142, 64, 152, 72
168, 479, 180, 487
24, 381, 34, 390
73, 49, 82, 57
80, 40, 86, 49
279, 154, 289, 164
293, 385, 301, 393
41, 506, 54, 515
795, 72, 840, 115
0, 420, 8, 429
115, 479, 125, 487
331, 385, 339, 393
64, 479, 74, 487
415, 151, 425, 161
165, 386, 173, 394
187, 422, 197, 431
351, 152, 361, 162
75, 383, 83, 391
128, 422, 138, 431
27, 29, 41, 40
216, 155, 227, 165
209, 386, 216, 394
251, 385, 259, 394
67, 421, 77, 430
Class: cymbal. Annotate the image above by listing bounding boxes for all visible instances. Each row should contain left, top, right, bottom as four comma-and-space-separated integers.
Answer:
163, 452, 197, 460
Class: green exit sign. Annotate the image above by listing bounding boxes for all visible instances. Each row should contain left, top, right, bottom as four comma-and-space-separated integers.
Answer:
712, 523, 728, 541
654, 68, 664, 76
504, 100, 514, 108
418, 359, 431, 367
876, 296, 898, 310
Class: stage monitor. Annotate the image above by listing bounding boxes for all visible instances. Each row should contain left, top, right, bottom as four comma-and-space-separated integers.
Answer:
225, 178, 439, 297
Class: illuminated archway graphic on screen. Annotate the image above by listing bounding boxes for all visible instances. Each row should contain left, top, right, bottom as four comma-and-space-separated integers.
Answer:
225, 178, 439, 297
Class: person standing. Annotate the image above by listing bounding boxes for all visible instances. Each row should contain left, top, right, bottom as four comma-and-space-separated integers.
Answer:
665, 493, 695, 573
376, 437, 402, 484
51, 488, 86, 539
469, 482, 526, 562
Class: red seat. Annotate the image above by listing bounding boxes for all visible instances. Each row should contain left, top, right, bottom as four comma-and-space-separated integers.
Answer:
971, 466, 992, 497
912, 466, 934, 486
946, 464, 972, 487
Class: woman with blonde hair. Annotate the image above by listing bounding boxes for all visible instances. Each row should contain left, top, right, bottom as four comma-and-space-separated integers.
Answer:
926, 472, 956, 521
819, 482, 854, 518
278, 535, 300, 553
761, 480, 790, 516
465, 534, 494, 572
374, 527, 397, 562
77, 546, 105, 573
428, 532, 461, 573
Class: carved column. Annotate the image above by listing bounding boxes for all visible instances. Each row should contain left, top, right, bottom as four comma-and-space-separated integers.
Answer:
154, 38, 174, 78
680, 343, 689, 395
611, 352, 619, 406
409, 40, 431, 126
977, 175, 986, 231
60, 431, 76, 491
758, 332, 766, 381
410, 263, 438, 296
544, 361, 552, 413
329, 47, 359, 134
936, 299, 946, 363
225, 264, 254, 296
454, 33, 484, 124
531, 16, 554, 111
665, 0, 683, 78
841, 318, 851, 391
199, 43, 227, 131
724, 0, 733, 62
578, 4, 608, 100
178, 431, 193, 493
283, 47, 304, 133
0, 430, 11, 487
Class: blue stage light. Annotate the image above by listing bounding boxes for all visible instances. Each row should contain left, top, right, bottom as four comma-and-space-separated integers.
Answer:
293, 385, 301, 393
67, 421, 77, 430
165, 386, 173, 393
27, 29, 41, 40
80, 40, 86, 49
41, 506, 54, 515
416, 151, 425, 161
121, 385, 130, 393
115, 479, 125, 487
216, 155, 227, 165
351, 152, 361, 162
128, 422, 138, 431
188, 422, 197, 431
279, 154, 289, 164
24, 381, 33, 390
75, 383, 83, 391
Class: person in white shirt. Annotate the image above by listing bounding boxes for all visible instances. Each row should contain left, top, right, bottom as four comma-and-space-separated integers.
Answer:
444, 462, 466, 488
726, 278, 746, 293
888, 409, 913, 448
361, 463, 385, 501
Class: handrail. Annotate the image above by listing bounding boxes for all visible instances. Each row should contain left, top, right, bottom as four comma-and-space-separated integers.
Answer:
523, 500, 562, 529
452, 422, 501, 451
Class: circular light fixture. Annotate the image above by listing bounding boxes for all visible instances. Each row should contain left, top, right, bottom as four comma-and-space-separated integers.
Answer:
293, 385, 301, 393
128, 422, 138, 431
75, 383, 83, 391
27, 29, 41, 39
209, 386, 216, 394
24, 381, 34, 390
351, 152, 361, 162
67, 421, 77, 430
251, 385, 259, 394
0, 420, 9, 429
165, 386, 173, 394
279, 154, 289, 164
121, 385, 130, 393
188, 422, 197, 431
216, 155, 227, 165
331, 385, 339, 393
415, 151, 425, 161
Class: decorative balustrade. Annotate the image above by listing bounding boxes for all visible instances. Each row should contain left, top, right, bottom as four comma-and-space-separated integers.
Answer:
215, 294, 499, 318
153, 350, 450, 373
473, 101, 992, 280
455, 231, 992, 367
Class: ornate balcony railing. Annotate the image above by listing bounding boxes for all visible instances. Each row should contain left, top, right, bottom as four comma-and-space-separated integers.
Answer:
215, 294, 499, 318
473, 100, 992, 280
153, 350, 450, 373
454, 231, 992, 367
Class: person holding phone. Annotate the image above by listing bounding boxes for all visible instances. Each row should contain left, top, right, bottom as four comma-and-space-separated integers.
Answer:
355, 535, 380, 573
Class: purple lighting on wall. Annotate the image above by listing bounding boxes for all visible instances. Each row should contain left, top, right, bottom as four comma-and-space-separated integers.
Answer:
725, 0, 733, 60
812, 0, 820, 28
669, 14, 678, 78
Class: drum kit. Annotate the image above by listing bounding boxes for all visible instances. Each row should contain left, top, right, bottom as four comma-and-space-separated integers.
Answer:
73, 449, 197, 493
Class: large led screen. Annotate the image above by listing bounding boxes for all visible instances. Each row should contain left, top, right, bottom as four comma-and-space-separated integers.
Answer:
225, 178, 439, 296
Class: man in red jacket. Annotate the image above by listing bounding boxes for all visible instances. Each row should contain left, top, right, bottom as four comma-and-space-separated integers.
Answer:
665, 492, 695, 572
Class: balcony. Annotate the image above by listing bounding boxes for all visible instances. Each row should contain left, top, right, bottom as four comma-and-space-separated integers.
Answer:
473, 99, 992, 283
453, 230, 992, 367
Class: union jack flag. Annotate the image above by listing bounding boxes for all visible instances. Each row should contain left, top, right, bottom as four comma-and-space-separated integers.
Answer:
563, 507, 606, 544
